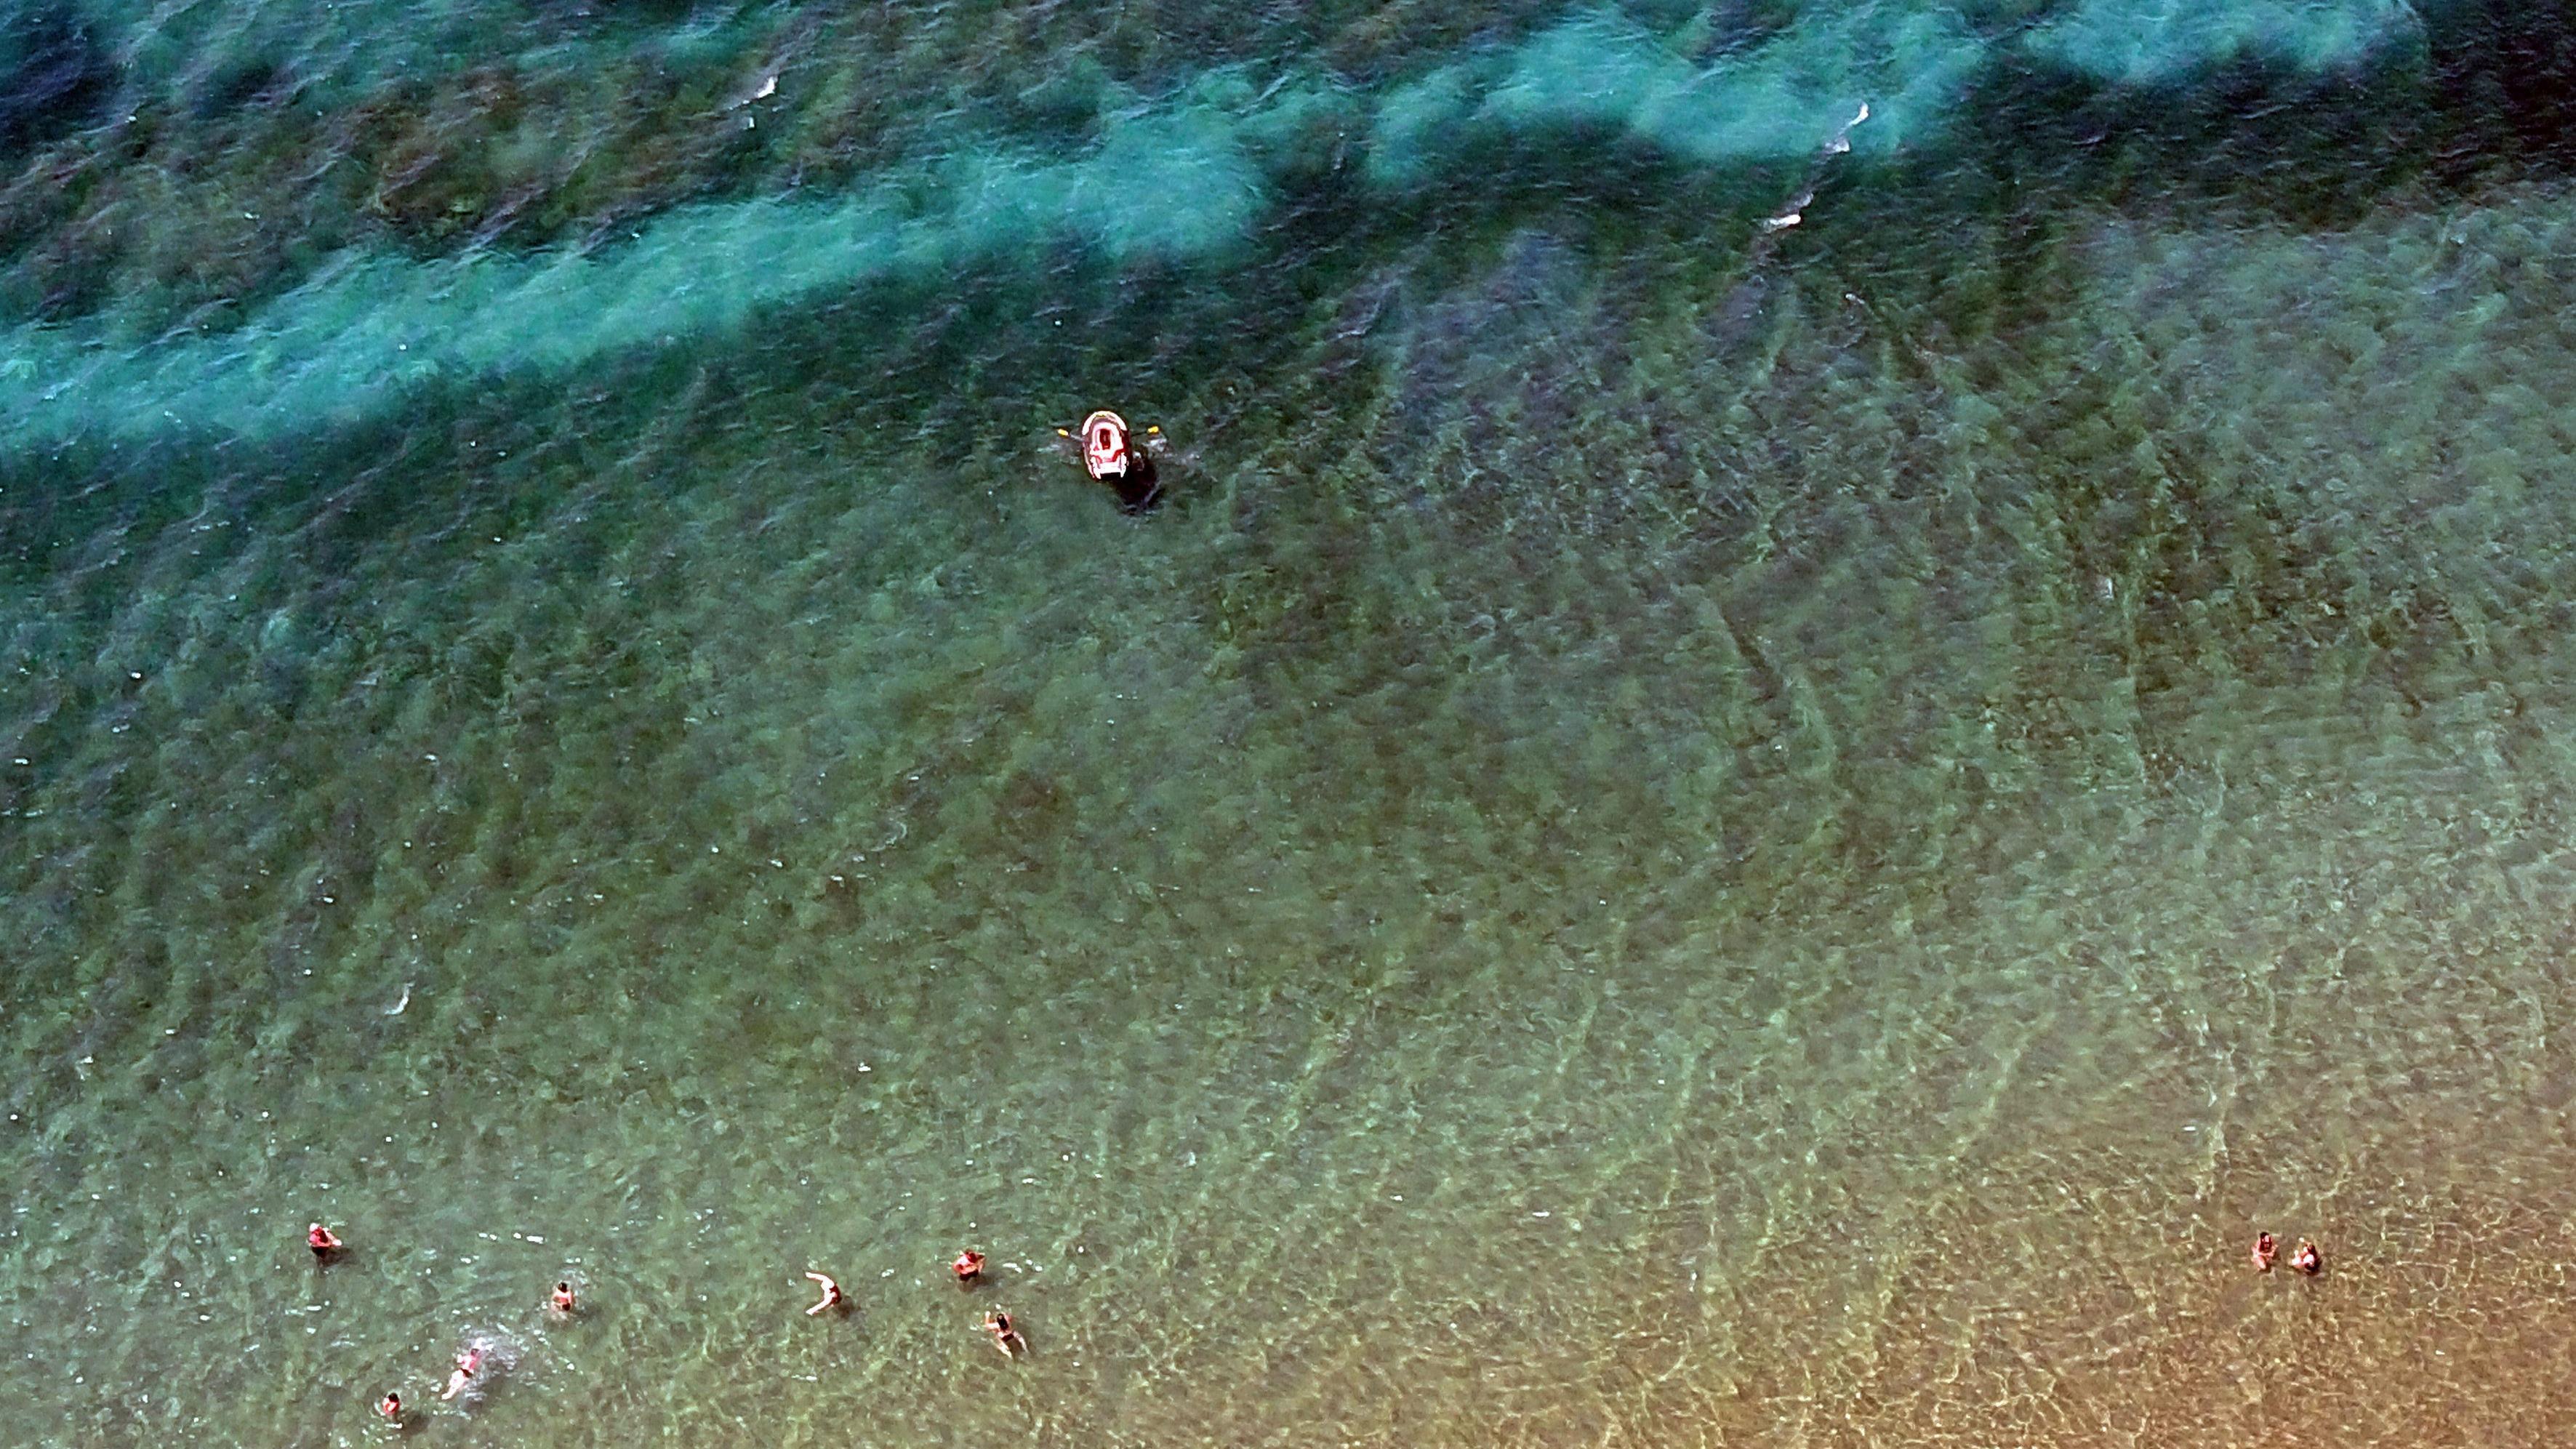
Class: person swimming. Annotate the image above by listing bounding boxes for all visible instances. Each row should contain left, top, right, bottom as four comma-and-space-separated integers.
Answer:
2290, 1239, 2323, 1275
308, 1223, 343, 1261
803, 1271, 845, 1317
424, 1330, 521, 1408
441, 1346, 486, 1401
2250, 1232, 2278, 1272
375, 1391, 403, 1423
951, 1249, 984, 1286
548, 1280, 577, 1317
983, 1309, 1027, 1358
1056, 410, 1165, 513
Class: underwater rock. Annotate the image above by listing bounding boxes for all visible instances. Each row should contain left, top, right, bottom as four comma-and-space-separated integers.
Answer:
0, 1, 115, 153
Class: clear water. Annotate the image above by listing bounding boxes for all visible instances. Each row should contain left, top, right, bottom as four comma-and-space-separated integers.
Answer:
7, 2, 2576, 1443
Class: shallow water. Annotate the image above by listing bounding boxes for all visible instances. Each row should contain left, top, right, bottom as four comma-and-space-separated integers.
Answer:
8, 3, 2576, 1445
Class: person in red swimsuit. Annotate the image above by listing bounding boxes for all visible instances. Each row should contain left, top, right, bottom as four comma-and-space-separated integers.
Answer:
951, 1249, 984, 1286
308, 1223, 343, 1261
441, 1345, 486, 1401
2250, 1232, 2277, 1272
375, 1391, 403, 1422
804, 1271, 845, 1317
548, 1281, 577, 1317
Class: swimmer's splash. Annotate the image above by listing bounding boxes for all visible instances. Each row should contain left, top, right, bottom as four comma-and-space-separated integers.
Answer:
1760, 103, 1871, 235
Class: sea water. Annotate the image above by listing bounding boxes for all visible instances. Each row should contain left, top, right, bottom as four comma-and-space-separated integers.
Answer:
7, 2, 2576, 1443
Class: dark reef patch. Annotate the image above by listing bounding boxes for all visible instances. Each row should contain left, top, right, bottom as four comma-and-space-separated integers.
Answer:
0, 1, 116, 153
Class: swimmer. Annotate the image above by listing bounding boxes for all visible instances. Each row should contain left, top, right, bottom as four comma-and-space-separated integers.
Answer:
308, 1223, 344, 1260
803, 1270, 845, 1317
2291, 1239, 2322, 1275
951, 1249, 984, 1286
375, 1391, 403, 1423
548, 1280, 577, 1317
1055, 410, 1166, 513
984, 1308, 1027, 1358
2250, 1232, 2278, 1272
441, 1345, 486, 1401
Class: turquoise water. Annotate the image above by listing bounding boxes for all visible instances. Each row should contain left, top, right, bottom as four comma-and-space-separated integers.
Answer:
8, 3, 2576, 1443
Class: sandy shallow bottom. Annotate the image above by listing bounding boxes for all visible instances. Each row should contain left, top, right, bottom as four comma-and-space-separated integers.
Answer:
8, 67, 2576, 1446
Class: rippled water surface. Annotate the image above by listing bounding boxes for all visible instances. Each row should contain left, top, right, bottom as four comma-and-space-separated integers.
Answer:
7, 2, 2576, 1444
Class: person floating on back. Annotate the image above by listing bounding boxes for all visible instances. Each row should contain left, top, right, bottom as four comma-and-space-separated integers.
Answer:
951, 1249, 984, 1287
308, 1223, 343, 1261
804, 1271, 845, 1317
984, 1309, 1027, 1358
1056, 410, 1166, 513
441, 1346, 486, 1401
